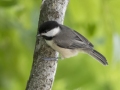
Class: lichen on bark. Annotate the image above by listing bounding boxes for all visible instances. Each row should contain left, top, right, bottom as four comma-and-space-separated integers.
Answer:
26, 0, 69, 90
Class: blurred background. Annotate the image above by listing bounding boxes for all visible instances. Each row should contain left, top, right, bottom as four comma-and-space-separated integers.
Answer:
0, 0, 120, 90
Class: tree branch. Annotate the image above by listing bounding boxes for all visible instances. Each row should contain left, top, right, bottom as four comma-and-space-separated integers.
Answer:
26, 0, 69, 90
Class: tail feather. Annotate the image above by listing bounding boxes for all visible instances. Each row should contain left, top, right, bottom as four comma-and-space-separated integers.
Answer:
87, 50, 108, 65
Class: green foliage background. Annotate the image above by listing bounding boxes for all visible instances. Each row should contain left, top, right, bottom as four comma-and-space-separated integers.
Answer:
0, 0, 120, 90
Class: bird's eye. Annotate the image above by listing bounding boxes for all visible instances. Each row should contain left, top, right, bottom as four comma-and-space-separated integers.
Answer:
44, 30, 48, 33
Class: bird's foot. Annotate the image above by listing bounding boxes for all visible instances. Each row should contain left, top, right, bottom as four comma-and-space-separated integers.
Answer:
43, 57, 61, 61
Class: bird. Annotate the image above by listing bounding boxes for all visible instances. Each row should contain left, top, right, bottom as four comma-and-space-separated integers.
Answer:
37, 21, 108, 65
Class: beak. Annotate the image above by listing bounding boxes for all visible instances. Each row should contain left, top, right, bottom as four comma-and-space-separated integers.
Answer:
37, 34, 41, 37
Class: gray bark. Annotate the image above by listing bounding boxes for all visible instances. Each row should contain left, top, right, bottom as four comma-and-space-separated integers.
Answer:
26, 0, 69, 90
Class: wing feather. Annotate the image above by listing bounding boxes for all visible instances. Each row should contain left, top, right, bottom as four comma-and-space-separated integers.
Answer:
73, 30, 94, 47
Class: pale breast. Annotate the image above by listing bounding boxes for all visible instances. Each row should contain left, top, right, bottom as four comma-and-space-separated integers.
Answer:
45, 40, 79, 58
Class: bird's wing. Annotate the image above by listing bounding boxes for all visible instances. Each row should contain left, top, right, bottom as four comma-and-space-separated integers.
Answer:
54, 39, 88, 49
54, 25, 93, 49
73, 30, 94, 47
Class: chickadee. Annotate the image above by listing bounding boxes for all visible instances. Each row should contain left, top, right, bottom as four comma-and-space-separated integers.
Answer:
37, 21, 108, 65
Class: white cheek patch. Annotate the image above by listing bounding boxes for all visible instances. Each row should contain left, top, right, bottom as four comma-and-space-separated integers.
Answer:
42, 27, 60, 37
